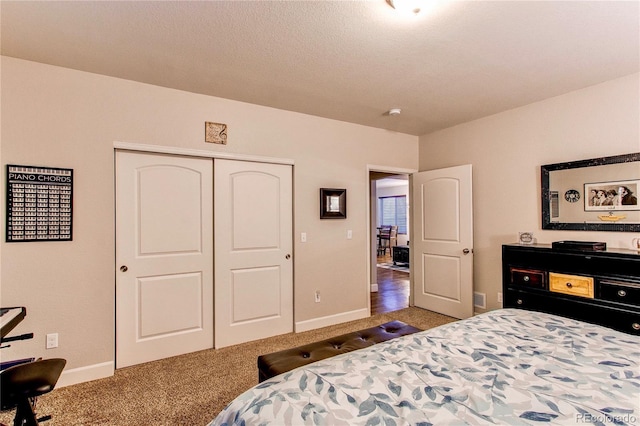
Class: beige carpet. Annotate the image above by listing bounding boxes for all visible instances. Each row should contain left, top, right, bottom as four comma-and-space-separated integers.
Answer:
0, 307, 455, 426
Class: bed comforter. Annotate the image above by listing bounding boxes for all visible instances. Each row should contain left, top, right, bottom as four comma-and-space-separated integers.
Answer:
211, 309, 640, 425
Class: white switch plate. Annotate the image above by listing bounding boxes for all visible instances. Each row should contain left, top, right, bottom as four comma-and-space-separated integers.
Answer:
301, 232, 307, 242
347, 230, 353, 239
46, 333, 58, 349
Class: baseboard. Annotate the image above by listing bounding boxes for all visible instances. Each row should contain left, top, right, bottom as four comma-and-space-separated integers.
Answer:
56, 361, 114, 388
371, 283, 379, 292
295, 308, 369, 333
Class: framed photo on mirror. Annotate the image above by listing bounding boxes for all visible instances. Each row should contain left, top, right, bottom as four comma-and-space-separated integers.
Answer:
584, 180, 639, 211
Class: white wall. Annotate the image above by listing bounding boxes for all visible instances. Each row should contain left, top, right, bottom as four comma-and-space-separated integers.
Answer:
0, 57, 418, 383
418, 73, 640, 313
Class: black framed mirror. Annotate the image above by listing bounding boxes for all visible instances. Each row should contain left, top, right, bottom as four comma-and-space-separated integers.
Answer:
542, 152, 640, 232
320, 188, 346, 219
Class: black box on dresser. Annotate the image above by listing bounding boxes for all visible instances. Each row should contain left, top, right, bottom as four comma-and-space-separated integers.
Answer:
502, 243, 640, 335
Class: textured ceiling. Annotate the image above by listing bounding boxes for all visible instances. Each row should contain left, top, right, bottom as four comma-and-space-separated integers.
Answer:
1, 1, 639, 136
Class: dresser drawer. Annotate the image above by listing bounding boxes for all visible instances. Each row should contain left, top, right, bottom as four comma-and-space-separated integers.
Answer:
510, 268, 546, 289
549, 272, 594, 299
599, 280, 640, 306
504, 288, 640, 335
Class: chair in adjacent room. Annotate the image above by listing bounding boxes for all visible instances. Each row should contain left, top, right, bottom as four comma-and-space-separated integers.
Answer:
0, 358, 66, 426
378, 225, 397, 255
377, 226, 389, 255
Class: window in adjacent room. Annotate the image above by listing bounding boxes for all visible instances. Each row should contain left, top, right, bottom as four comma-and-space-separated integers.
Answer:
379, 195, 407, 234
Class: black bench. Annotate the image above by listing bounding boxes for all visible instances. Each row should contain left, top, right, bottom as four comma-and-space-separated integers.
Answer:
257, 320, 421, 382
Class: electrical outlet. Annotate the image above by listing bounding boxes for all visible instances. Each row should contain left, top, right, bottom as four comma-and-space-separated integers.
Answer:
498, 292, 503, 303
315, 290, 321, 303
46, 333, 58, 349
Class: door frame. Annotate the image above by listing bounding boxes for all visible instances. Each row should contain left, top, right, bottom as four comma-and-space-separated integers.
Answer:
366, 164, 418, 313
114, 142, 294, 166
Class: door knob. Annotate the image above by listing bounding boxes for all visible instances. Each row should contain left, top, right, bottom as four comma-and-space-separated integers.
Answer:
285, 254, 291, 260
463, 248, 471, 255
120, 265, 128, 272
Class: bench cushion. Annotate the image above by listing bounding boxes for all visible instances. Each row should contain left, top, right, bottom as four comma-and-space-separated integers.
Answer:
257, 320, 421, 382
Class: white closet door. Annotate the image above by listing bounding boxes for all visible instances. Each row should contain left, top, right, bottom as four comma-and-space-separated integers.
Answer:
214, 159, 293, 348
116, 151, 213, 367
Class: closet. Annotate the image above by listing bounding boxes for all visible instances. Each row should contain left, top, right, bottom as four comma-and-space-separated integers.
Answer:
115, 150, 292, 367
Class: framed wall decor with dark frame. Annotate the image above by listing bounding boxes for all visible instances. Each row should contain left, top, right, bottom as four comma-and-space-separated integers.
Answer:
320, 188, 346, 219
541, 152, 640, 232
6, 164, 73, 242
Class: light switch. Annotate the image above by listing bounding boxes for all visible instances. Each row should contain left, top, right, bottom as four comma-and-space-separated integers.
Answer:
347, 230, 353, 239
301, 232, 307, 243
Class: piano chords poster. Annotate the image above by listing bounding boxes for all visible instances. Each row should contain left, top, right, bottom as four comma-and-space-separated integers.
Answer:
6, 164, 73, 242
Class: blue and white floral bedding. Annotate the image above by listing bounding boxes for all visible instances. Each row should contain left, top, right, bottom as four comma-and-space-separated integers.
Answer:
211, 309, 640, 425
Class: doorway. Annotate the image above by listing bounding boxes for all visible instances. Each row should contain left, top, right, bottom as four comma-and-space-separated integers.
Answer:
368, 164, 474, 319
370, 172, 410, 315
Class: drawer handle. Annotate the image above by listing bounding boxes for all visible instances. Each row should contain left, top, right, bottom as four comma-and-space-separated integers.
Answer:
565, 282, 573, 288
617, 290, 627, 297
633, 323, 640, 331
523, 276, 530, 282
516, 299, 523, 305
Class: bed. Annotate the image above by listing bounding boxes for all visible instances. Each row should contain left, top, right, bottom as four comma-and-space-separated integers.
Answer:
210, 308, 640, 425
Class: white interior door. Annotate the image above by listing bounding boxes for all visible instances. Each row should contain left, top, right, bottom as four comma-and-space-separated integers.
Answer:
411, 164, 473, 319
116, 151, 213, 368
214, 159, 293, 348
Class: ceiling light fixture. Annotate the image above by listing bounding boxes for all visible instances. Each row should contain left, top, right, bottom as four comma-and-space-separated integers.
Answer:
388, 108, 402, 116
387, 0, 422, 15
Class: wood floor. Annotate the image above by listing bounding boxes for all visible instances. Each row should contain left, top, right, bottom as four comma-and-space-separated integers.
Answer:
371, 252, 410, 315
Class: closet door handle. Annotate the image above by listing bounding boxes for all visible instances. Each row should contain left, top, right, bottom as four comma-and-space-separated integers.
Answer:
285, 254, 291, 260
120, 265, 128, 272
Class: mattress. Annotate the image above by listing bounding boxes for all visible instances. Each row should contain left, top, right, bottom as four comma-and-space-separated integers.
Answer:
210, 308, 640, 425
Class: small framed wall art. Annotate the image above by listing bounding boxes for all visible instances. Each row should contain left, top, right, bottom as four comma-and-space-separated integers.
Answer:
320, 188, 346, 219
205, 122, 228, 144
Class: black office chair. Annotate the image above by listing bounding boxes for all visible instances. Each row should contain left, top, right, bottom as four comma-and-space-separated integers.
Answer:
0, 358, 66, 426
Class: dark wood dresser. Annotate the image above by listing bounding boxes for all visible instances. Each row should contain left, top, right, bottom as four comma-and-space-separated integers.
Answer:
502, 243, 640, 335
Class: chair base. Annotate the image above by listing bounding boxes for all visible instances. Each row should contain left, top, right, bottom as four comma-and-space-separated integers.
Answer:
13, 398, 38, 426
